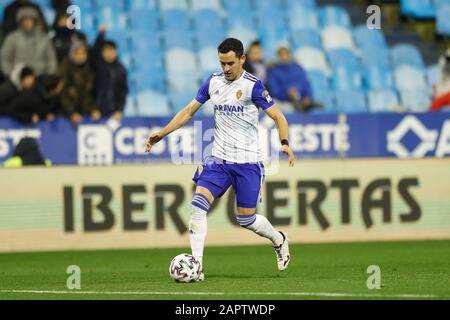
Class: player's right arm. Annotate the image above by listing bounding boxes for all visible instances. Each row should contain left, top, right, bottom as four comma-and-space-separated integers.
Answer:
144, 99, 202, 153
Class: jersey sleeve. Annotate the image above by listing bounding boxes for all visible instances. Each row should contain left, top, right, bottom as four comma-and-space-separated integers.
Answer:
252, 80, 275, 110
195, 75, 212, 104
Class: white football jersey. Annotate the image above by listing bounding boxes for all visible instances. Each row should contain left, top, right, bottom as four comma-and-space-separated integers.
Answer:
196, 71, 274, 163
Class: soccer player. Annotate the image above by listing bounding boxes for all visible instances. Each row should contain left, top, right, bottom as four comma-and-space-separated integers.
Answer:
145, 38, 295, 281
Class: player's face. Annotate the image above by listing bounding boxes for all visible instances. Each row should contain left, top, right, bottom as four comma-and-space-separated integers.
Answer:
219, 51, 245, 81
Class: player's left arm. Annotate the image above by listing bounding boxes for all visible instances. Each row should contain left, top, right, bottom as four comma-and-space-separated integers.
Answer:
265, 106, 296, 167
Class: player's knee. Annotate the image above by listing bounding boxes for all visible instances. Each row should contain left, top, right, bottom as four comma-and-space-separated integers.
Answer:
236, 214, 256, 228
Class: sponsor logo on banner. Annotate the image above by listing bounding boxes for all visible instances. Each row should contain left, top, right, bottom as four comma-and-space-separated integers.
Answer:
78, 125, 114, 165
387, 115, 450, 158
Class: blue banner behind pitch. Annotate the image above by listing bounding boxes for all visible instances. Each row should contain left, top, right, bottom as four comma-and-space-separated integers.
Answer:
0, 112, 449, 165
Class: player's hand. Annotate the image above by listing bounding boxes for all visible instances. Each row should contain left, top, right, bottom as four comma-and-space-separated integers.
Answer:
145, 132, 164, 153
281, 145, 295, 167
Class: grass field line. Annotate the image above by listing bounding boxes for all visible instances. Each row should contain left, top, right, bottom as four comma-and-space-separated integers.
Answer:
0, 290, 442, 299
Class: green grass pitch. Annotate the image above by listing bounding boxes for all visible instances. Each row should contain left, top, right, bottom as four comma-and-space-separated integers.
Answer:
0, 240, 449, 300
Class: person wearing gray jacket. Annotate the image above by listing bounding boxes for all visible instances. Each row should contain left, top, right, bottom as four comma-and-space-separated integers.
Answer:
0, 6, 57, 77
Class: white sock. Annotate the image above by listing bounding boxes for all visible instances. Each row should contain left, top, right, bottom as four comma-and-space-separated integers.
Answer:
239, 214, 284, 247
190, 194, 210, 271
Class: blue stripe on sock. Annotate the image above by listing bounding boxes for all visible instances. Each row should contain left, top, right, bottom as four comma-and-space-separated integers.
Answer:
192, 194, 211, 212
236, 214, 256, 227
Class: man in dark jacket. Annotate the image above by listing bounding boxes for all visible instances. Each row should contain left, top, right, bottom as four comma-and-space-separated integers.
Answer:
0, 64, 35, 110
267, 46, 321, 113
2, 74, 63, 124
91, 28, 129, 121
2, 0, 47, 36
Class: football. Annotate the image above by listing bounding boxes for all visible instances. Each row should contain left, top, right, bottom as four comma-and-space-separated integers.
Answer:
169, 254, 201, 283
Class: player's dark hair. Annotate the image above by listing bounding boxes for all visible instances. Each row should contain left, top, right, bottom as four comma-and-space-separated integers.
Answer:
218, 38, 244, 58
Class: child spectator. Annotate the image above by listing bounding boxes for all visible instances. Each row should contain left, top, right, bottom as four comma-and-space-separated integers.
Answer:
91, 27, 129, 121
50, 11, 86, 64
58, 41, 100, 125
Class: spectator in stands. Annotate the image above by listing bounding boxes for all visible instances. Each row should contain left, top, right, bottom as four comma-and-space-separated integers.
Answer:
50, 11, 86, 64
0, 64, 35, 109
1, 7, 57, 77
429, 49, 450, 112
58, 41, 100, 125
1, 74, 63, 124
243, 41, 267, 84
267, 46, 321, 113
2, 0, 47, 36
91, 27, 129, 121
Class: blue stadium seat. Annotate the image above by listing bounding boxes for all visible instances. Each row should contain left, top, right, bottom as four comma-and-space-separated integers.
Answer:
353, 24, 387, 49
327, 49, 359, 69
400, 0, 436, 19
159, 0, 189, 11
124, 95, 138, 117
165, 49, 197, 73
136, 90, 172, 117
225, 10, 257, 29
254, 3, 286, 31
193, 9, 224, 31
127, 0, 157, 10
223, 0, 252, 12
437, 3, 450, 36
191, 0, 222, 12
166, 49, 199, 91
129, 69, 167, 93
162, 30, 195, 50
322, 26, 356, 51
335, 91, 368, 113
128, 9, 160, 30
285, 0, 317, 10
307, 70, 330, 92
96, 8, 128, 31
332, 65, 363, 91
294, 47, 331, 76
170, 91, 198, 113
259, 25, 290, 61
312, 91, 336, 113
368, 89, 400, 112
391, 44, 425, 69
195, 29, 226, 50
291, 29, 322, 49
394, 65, 428, 91
161, 9, 192, 31
227, 25, 258, 50
363, 66, 394, 90
96, 0, 126, 10
198, 47, 220, 78
361, 47, 391, 67
399, 89, 431, 112
319, 5, 352, 29
129, 31, 162, 52
288, 8, 319, 31
71, 0, 96, 11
